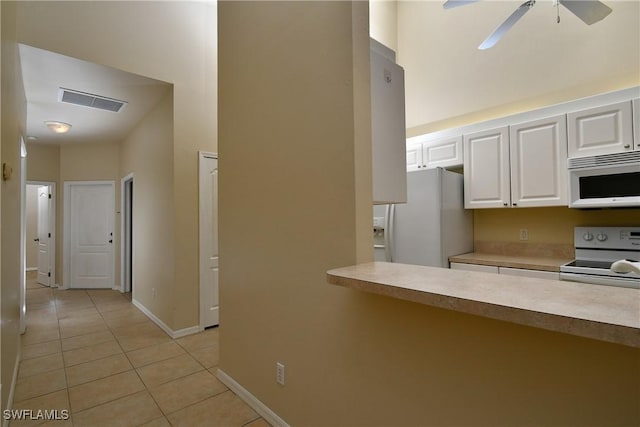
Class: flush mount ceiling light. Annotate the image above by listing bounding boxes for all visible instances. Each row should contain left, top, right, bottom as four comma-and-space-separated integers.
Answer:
44, 121, 72, 134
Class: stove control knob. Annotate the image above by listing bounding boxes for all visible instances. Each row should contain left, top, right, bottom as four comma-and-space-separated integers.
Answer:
596, 233, 608, 242
583, 232, 594, 241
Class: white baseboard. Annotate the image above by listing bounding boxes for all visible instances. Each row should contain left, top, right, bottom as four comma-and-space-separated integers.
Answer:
173, 325, 201, 339
3, 343, 22, 427
216, 369, 289, 427
131, 298, 199, 339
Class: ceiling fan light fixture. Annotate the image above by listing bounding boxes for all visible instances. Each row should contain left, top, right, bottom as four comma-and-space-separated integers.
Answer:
44, 121, 72, 134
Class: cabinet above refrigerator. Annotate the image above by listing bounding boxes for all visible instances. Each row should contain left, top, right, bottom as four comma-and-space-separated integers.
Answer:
371, 38, 407, 205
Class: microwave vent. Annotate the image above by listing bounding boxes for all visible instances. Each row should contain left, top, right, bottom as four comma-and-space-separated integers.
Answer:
59, 88, 127, 113
568, 151, 640, 169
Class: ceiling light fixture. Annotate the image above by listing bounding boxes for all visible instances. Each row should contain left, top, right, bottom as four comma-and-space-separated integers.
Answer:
44, 121, 72, 134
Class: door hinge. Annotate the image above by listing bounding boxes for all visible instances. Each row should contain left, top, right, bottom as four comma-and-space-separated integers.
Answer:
48, 272, 51, 277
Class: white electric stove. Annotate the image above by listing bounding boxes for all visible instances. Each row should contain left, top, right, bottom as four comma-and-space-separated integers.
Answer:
560, 226, 640, 289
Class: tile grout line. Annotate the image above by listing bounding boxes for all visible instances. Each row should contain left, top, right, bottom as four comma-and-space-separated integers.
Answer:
53, 284, 73, 426
23, 282, 264, 427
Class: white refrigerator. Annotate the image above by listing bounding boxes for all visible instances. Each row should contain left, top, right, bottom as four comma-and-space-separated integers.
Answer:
373, 168, 473, 268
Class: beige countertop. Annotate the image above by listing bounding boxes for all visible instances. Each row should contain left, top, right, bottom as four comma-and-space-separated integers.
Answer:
449, 252, 572, 272
327, 262, 640, 348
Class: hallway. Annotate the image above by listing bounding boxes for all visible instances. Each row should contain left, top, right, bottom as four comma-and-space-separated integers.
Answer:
11, 273, 268, 427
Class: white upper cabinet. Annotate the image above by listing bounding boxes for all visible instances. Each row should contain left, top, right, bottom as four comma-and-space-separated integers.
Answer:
567, 101, 634, 158
464, 117, 568, 209
463, 127, 510, 209
510, 115, 568, 207
371, 40, 407, 204
406, 136, 463, 171
423, 136, 463, 169
406, 142, 423, 171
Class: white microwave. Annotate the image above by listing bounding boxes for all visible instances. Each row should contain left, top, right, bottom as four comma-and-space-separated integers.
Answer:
568, 151, 640, 208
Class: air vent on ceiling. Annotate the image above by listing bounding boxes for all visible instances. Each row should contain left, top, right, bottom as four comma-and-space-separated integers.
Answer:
58, 88, 127, 113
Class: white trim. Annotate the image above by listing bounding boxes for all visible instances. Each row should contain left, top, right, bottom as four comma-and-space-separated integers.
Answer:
120, 173, 134, 293
131, 298, 199, 339
63, 180, 116, 289
20, 143, 27, 334
408, 86, 640, 144
198, 151, 219, 330
26, 180, 56, 289
173, 325, 201, 339
3, 345, 22, 427
216, 369, 290, 427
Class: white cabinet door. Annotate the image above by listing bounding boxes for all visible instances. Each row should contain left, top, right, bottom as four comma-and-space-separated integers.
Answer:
463, 127, 510, 209
371, 48, 407, 204
406, 142, 423, 172
567, 101, 633, 158
510, 115, 568, 207
423, 136, 463, 169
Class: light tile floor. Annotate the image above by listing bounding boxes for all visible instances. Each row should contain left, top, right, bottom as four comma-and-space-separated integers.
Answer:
12, 273, 270, 427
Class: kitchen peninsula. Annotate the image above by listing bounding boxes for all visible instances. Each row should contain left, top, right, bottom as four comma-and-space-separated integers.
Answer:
327, 262, 640, 348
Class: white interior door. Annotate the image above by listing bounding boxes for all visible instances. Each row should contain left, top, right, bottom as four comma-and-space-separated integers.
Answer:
36, 185, 51, 286
199, 153, 219, 328
67, 182, 115, 289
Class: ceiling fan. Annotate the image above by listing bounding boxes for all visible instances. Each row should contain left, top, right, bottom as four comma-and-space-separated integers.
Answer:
443, 0, 612, 50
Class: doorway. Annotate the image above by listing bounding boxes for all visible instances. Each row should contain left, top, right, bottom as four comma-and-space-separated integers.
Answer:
25, 181, 56, 287
121, 174, 134, 294
63, 181, 115, 289
199, 152, 219, 329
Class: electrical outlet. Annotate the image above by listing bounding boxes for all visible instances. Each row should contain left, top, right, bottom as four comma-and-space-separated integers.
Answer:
276, 362, 285, 386
519, 229, 529, 241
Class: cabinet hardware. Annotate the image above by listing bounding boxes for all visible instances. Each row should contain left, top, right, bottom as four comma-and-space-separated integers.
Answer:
624, 144, 631, 148
513, 203, 518, 206
503, 203, 508, 206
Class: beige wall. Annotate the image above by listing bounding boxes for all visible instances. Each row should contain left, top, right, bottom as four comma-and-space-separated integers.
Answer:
219, 2, 639, 425
119, 90, 175, 325
25, 185, 38, 269
369, 0, 397, 51
17, 1, 217, 330
1, 0, 27, 412
475, 207, 640, 245
25, 143, 59, 182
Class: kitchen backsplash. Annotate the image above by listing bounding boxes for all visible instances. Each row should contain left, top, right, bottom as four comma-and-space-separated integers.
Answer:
474, 206, 640, 246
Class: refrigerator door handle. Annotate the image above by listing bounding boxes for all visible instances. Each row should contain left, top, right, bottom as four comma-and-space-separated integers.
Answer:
387, 204, 395, 262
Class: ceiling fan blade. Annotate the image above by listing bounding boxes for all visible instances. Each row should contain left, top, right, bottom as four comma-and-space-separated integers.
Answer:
559, 0, 612, 25
443, 0, 480, 10
478, 0, 535, 50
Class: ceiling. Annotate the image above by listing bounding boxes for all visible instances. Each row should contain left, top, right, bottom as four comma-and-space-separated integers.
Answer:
19, 44, 171, 145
